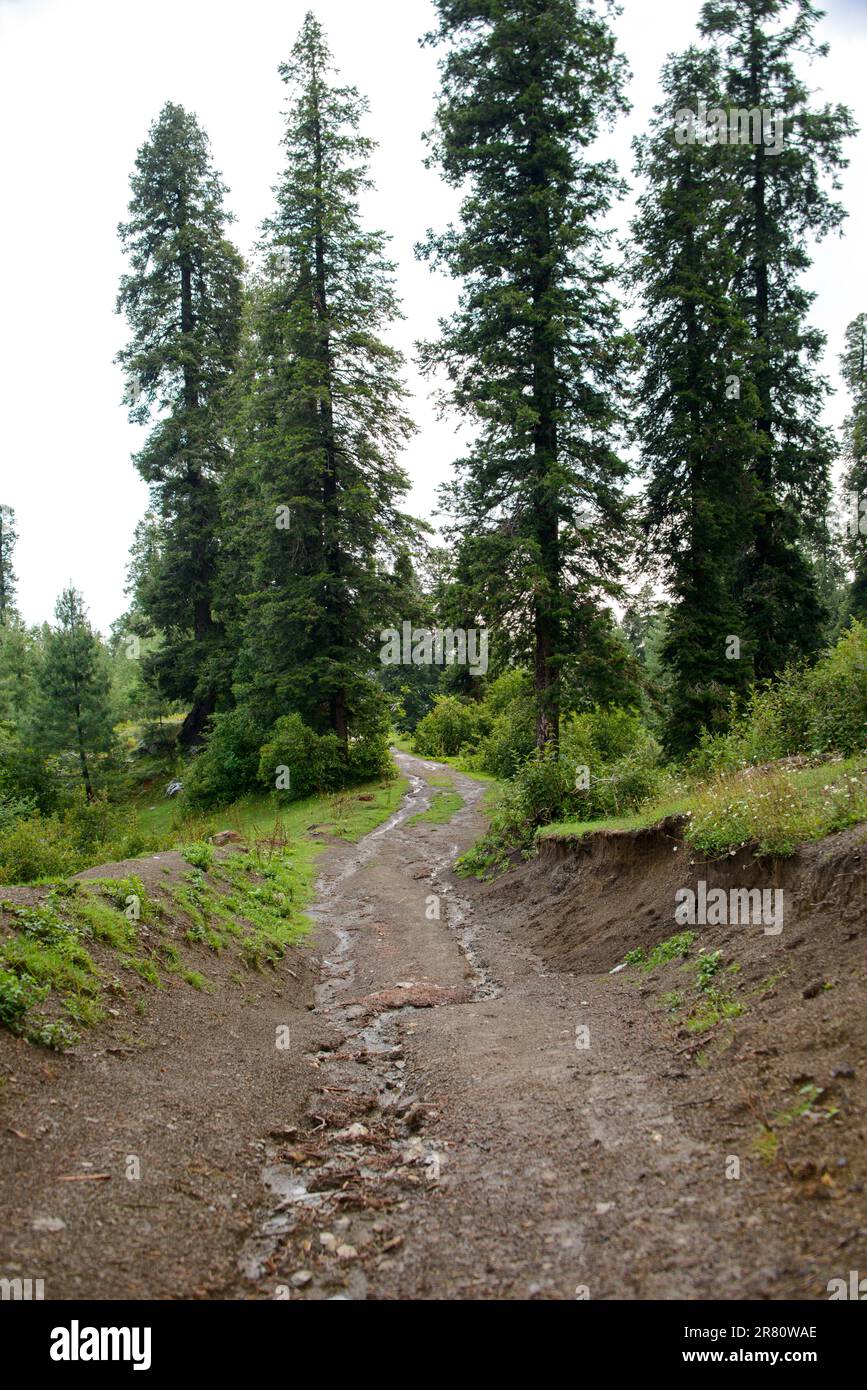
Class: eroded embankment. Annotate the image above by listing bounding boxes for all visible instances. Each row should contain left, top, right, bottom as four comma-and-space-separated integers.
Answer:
476, 819, 867, 1211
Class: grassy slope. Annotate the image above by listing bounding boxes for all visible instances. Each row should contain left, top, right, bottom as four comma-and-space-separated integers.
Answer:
539, 754, 867, 858
0, 777, 407, 1050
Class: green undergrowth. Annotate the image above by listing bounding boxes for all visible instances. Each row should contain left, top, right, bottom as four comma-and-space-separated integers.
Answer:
538, 754, 867, 860
623, 931, 746, 1039
0, 777, 408, 1051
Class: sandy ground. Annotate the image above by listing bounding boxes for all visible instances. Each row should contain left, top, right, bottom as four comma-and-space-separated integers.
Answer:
1, 752, 865, 1301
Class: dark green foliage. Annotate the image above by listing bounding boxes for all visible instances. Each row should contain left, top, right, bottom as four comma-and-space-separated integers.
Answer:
697, 0, 856, 679
32, 589, 115, 801
0, 505, 18, 624
412, 696, 480, 759
840, 313, 867, 622
420, 0, 633, 748
222, 14, 415, 749
458, 706, 663, 876
181, 707, 268, 809
258, 714, 346, 800
117, 103, 244, 746
688, 620, 867, 771
630, 47, 758, 753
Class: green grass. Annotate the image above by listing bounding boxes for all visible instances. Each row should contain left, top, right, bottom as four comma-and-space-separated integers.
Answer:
538, 754, 867, 858
622, 931, 746, 1040
408, 788, 465, 826
0, 776, 409, 1049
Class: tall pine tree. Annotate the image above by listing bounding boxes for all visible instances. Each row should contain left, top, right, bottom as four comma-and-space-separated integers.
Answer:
116, 103, 243, 747
629, 48, 759, 752
840, 312, 867, 622
223, 13, 415, 746
699, 0, 856, 678
0, 504, 18, 625
419, 0, 633, 748
34, 589, 114, 801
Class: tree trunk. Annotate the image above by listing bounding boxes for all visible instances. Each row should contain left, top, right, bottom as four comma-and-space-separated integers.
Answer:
75, 704, 95, 802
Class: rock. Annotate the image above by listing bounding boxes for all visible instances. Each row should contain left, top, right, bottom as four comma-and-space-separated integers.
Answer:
290, 1270, 312, 1288
211, 830, 243, 846
320, 1232, 338, 1252
595, 1202, 615, 1215
344, 1123, 369, 1140
832, 1066, 855, 1079
32, 1216, 66, 1232
336, 1244, 358, 1261
165, 780, 184, 798
802, 981, 824, 999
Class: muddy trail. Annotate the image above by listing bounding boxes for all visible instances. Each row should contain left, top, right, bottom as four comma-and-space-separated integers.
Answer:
237, 752, 867, 1301
2, 752, 865, 1301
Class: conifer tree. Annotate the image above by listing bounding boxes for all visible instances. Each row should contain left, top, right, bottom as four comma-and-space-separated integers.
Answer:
630, 48, 759, 752
840, 312, 867, 621
224, 13, 415, 745
698, 0, 856, 678
116, 103, 243, 746
0, 504, 18, 625
419, 0, 633, 748
34, 589, 114, 800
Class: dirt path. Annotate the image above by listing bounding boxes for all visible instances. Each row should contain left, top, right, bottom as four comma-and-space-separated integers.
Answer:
235, 752, 865, 1301
3, 754, 862, 1301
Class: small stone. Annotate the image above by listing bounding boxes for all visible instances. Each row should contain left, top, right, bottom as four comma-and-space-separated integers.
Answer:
595, 1202, 615, 1215
320, 1232, 338, 1252
32, 1216, 66, 1233
336, 1244, 358, 1261
290, 1270, 312, 1288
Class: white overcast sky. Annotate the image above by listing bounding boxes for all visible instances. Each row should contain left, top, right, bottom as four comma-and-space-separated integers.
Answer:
1, 0, 864, 634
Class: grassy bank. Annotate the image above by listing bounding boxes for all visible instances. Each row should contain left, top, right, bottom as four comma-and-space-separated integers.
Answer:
0, 776, 407, 1050
539, 755, 867, 858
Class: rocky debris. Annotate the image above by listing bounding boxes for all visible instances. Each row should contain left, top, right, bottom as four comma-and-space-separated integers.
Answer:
211, 830, 244, 846
347, 982, 474, 1020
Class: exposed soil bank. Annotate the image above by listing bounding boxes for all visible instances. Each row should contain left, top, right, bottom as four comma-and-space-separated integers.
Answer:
1, 763, 865, 1300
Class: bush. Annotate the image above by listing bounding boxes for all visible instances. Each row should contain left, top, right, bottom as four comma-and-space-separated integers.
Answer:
0, 794, 166, 886
258, 714, 345, 800
0, 726, 60, 812
458, 707, 664, 877
183, 708, 267, 809
471, 673, 536, 778
0, 816, 81, 884
413, 696, 480, 758
687, 622, 867, 774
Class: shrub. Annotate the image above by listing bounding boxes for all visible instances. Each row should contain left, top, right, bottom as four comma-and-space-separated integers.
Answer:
686, 622, 867, 773
0, 967, 46, 1030
0, 815, 81, 884
413, 696, 480, 758
472, 673, 536, 778
183, 708, 267, 809
458, 708, 664, 876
